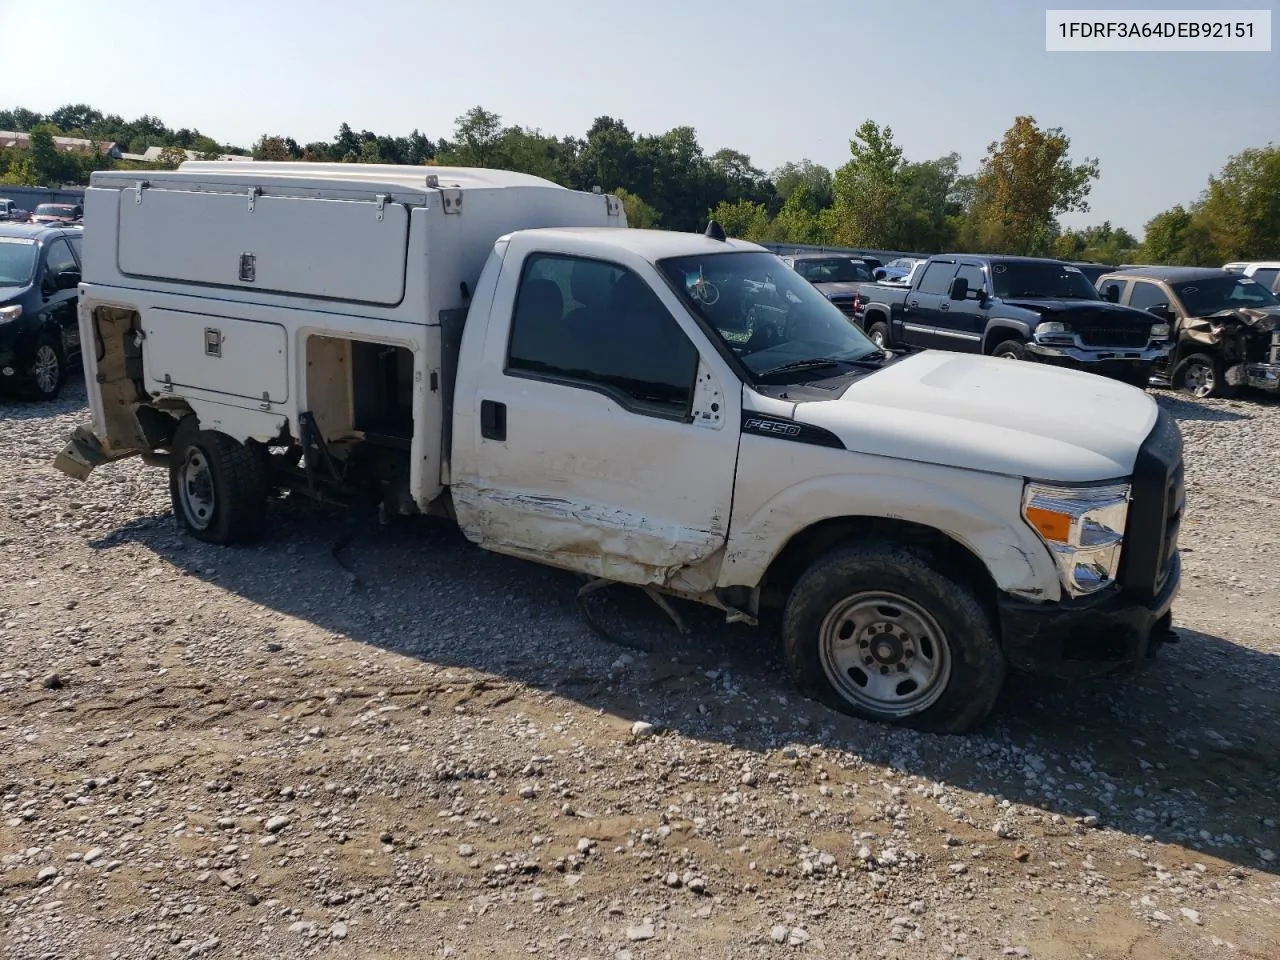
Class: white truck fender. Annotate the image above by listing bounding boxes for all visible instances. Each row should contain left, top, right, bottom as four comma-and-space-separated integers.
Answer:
719, 468, 1060, 602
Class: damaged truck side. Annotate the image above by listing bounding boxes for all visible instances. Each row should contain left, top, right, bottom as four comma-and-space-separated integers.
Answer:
54, 162, 1185, 733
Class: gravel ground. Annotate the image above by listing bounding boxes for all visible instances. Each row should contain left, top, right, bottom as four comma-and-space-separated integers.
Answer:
1, 379, 1278, 960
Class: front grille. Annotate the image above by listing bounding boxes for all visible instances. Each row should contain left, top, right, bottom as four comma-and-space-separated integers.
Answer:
828, 297, 856, 318
1077, 326, 1150, 348
1117, 409, 1184, 599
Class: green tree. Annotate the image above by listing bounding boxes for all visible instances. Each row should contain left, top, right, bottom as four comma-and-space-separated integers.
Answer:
1194, 144, 1280, 260
831, 121, 907, 248
963, 116, 1099, 255
1052, 221, 1139, 263
449, 106, 505, 167
708, 199, 773, 242
154, 146, 190, 169
253, 135, 293, 161
612, 188, 660, 228
772, 160, 833, 212
0, 153, 40, 186
28, 125, 70, 185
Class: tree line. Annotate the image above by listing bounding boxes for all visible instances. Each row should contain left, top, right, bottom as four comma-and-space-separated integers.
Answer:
2, 103, 1277, 264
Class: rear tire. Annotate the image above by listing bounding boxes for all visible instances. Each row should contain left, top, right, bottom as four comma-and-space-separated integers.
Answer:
168, 418, 269, 544
990, 338, 1028, 361
1172, 352, 1223, 399
782, 542, 1006, 734
866, 320, 891, 349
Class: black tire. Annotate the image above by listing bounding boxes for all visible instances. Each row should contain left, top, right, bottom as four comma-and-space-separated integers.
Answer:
866, 320, 891, 349
25, 334, 65, 400
1172, 352, 1224, 399
1119, 368, 1152, 390
990, 338, 1028, 361
168, 418, 269, 544
782, 541, 1006, 734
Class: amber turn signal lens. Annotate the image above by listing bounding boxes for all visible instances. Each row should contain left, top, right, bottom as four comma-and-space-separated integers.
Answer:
1025, 506, 1072, 544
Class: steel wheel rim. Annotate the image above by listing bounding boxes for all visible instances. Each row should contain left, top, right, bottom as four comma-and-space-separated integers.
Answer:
869, 328, 885, 347
33, 345, 59, 394
995, 346, 1020, 360
1183, 361, 1213, 398
818, 591, 952, 717
179, 448, 216, 530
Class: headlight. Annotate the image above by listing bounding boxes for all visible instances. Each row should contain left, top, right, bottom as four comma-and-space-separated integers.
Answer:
1150, 322, 1170, 339
1037, 321, 1070, 335
1022, 481, 1129, 598
0, 304, 21, 323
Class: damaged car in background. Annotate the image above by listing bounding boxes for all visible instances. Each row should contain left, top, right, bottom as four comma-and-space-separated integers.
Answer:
1098, 266, 1280, 398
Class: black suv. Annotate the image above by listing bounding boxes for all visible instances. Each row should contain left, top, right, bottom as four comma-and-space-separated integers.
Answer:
0, 222, 84, 400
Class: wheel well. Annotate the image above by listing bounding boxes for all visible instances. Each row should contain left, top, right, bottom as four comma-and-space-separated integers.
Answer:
759, 516, 999, 613
863, 308, 889, 328
983, 327, 1025, 354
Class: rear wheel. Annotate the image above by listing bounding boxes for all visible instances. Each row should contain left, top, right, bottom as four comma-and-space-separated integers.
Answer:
782, 542, 1006, 733
168, 418, 269, 544
866, 320, 891, 349
991, 338, 1028, 361
1172, 352, 1223, 399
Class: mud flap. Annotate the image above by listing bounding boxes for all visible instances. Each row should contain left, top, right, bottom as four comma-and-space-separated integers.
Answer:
51, 423, 138, 481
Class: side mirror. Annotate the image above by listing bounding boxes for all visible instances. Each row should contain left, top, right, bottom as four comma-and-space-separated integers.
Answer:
948, 276, 969, 301
56, 269, 81, 290
1146, 302, 1170, 318
873, 268, 886, 280
1103, 284, 1120, 303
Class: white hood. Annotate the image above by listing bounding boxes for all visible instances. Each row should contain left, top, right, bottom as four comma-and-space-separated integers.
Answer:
792, 351, 1158, 482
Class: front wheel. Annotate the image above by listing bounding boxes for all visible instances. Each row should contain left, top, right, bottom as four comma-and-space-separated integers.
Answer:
26, 336, 65, 400
168, 419, 269, 544
990, 338, 1028, 361
1172, 352, 1223, 399
782, 542, 1006, 733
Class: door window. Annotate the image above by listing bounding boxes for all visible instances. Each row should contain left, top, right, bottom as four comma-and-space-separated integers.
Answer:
1127, 281, 1168, 311
914, 260, 957, 295
954, 263, 986, 297
1251, 268, 1279, 292
506, 253, 700, 419
42, 238, 78, 293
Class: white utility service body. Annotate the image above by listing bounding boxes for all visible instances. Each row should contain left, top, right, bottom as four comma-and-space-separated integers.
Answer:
56, 162, 1185, 733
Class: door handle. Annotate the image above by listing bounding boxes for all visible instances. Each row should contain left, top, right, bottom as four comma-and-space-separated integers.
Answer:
908, 299, 919, 307
939, 303, 950, 311
480, 399, 506, 441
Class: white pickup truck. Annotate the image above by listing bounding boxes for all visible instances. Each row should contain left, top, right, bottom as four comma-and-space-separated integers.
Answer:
53, 162, 1185, 733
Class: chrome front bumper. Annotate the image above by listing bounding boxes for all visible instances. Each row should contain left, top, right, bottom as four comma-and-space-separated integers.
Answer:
1027, 340, 1172, 363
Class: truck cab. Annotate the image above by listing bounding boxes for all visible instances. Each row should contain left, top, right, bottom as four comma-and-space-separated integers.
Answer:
857, 255, 1172, 387
54, 163, 1184, 734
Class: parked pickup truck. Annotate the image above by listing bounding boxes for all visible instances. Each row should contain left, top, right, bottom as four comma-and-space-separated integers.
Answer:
52, 162, 1184, 734
1097, 266, 1280, 398
855, 255, 1173, 387
0, 199, 30, 222
1222, 261, 1280, 295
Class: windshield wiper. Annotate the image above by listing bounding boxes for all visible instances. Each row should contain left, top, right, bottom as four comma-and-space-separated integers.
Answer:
756, 353, 885, 379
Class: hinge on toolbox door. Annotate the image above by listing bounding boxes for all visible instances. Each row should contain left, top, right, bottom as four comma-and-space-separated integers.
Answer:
375, 194, 387, 221
442, 188, 463, 215
247, 186, 260, 212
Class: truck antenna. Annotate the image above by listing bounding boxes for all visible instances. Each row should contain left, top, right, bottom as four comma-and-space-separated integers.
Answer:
704, 219, 726, 242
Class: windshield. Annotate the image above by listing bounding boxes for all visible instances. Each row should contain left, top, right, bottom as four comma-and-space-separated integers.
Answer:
990, 261, 1101, 300
1174, 276, 1280, 315
0, 238, 37, 285
794, 258, 873, 283
657, 251, 881, 380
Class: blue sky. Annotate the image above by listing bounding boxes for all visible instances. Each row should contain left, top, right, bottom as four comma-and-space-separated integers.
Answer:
3, 0, 1276, 236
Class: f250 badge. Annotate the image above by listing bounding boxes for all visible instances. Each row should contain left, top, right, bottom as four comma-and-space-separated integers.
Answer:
744, 417, 802, 437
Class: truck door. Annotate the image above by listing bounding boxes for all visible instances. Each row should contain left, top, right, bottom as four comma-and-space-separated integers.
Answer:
941, 262, 988, 352
451, 244, 740, 588
902, 259, 957, 348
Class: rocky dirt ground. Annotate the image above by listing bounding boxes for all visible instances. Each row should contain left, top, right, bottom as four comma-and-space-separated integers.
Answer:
1, 380, 1277, 960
